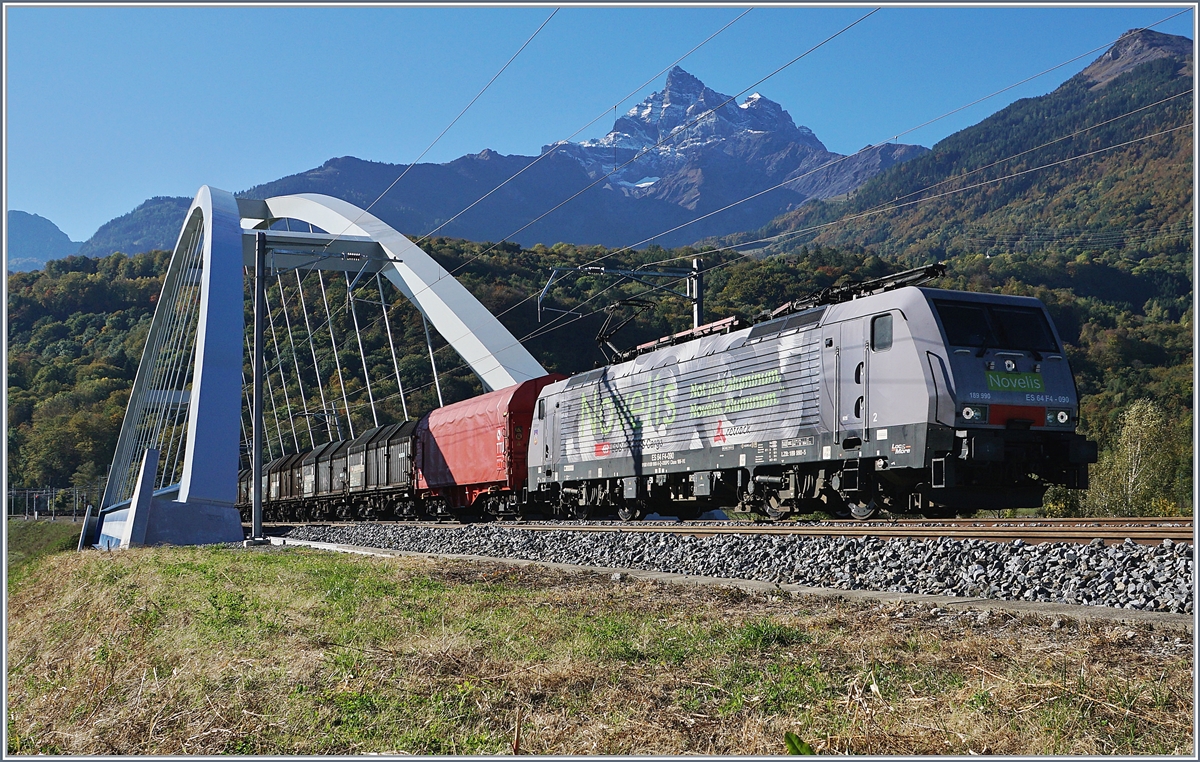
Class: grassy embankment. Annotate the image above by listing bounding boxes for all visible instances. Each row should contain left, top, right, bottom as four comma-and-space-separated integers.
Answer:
5, 533, 1193, 755
6, 518, 81, 588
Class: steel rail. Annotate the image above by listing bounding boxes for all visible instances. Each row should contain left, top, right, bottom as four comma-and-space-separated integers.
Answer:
261, 518, 1193, 546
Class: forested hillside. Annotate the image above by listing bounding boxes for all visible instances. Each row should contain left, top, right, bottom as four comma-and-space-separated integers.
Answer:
8, 252, 170, 490
7, 237, 1191, 514
751, 38, 1192, 264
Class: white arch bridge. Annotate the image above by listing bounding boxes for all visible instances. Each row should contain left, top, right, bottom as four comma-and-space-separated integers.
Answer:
82, 186, 547, 548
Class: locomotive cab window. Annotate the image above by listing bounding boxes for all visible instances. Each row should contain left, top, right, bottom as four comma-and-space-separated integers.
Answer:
537, 399, 546, 420
932, 299, 1058, 353
871, 314, 893, 351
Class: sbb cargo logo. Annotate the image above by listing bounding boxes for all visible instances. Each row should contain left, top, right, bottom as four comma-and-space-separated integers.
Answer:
985, 372, 1044, 392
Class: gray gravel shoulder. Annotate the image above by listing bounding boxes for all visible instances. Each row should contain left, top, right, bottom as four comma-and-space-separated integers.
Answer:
280, 523, 1194, 616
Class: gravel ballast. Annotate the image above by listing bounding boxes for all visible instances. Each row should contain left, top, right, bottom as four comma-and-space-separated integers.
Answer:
282, 524, 1195, 614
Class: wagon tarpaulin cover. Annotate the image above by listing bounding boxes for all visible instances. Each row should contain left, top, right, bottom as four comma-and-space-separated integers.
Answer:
417, 374, 563, 492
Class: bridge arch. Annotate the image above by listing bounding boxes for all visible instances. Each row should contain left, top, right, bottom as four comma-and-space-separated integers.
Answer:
88, 185, 544, 547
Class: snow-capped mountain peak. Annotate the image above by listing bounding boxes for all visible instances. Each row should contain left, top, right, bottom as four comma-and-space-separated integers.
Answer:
576, 66, 822, 153
533, 66, 925, 219
544, 67, 831, 186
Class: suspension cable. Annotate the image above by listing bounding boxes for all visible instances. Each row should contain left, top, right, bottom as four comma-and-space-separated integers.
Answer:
295, 269, 334, 441
377, 273, 410, 420
144, 231, 202, 486
278, 272, 315, 449
422, 312, 445, 408
264, 283, 302, 451
346, 271, 379, 428
318, 271, 356, 440
160, 247, 206, 485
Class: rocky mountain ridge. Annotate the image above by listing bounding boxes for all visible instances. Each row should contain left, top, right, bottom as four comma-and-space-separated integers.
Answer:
63, 68, 928, 255
548, 66, 926, 209
5, 211, 81, 272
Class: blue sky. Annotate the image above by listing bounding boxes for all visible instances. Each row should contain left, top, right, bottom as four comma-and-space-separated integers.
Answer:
4, 3, 1194, 242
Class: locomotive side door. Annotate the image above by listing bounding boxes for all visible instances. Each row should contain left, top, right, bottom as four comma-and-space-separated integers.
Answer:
529, 395, 560, 480
838, 318, 868, 447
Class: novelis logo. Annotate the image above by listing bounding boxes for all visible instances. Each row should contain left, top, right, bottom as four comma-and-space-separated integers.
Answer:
985, 371, 1044, 392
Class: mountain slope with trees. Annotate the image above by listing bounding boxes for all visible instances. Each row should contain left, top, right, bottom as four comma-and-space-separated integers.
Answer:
7, 240, 1191, 514
726, 29, 1193, 449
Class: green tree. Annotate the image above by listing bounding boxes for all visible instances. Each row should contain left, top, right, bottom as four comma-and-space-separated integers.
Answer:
1083, 399, 1189, 516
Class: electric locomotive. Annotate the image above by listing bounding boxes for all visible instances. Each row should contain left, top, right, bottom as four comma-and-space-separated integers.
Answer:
527, 265, 1097, 520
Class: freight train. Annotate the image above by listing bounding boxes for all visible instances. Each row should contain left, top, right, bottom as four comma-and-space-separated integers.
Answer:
237, 265, 1098, 522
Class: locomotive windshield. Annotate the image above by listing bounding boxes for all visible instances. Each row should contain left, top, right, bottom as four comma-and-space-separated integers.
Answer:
932, 299, 1058, 353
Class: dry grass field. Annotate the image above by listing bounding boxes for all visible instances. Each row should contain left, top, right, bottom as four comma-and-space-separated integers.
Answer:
5, 531, 1194, 755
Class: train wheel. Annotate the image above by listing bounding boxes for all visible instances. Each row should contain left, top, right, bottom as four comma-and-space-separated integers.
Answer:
617, 501, 646, 522
848, 498, 879, 521
763, 494, 791, 521
765, 502, 790, 521
822, 489, 852, 519
571, 503, 591, 520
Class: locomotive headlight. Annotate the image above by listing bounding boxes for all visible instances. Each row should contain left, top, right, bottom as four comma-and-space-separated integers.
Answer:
1004, 359, 1017, 372
1046, 409, 1072, 426
960, 404, 988, 422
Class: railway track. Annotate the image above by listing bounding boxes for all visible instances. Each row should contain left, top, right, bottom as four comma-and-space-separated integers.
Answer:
262, 516, 1193, 547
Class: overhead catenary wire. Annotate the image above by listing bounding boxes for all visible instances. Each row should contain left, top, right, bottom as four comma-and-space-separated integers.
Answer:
395, 7, 1190, 312
963, 220, 1193, 248
752, 121, 1194, 254
382, 7, 1194, 375
349, 79, 1194, 420
248, 8, 865, 399
578, 56, 1194, 267
411, 7, 754, 248
396, 7, 881, 303
631, 87, 1194, 270
322, 7, 560, 253
270, 11, 758, 386
350, 114, 1194, 414
244, 8, 755, 397
252, 11, 1194, 430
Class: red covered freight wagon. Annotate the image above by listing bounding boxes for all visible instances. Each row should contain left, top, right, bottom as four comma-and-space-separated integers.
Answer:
416, 374, 564, 517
